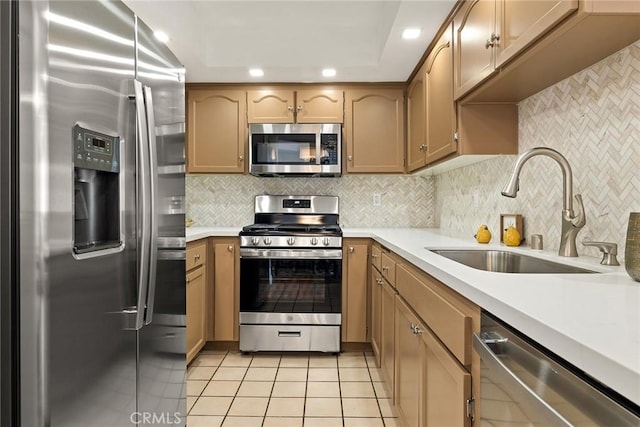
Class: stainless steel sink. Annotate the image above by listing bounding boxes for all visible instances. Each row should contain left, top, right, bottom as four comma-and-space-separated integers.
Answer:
429, 249, 597, 274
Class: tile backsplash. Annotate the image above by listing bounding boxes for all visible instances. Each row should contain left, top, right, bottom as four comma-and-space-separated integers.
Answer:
435, 40, 640, 261
186, 174, 436, 228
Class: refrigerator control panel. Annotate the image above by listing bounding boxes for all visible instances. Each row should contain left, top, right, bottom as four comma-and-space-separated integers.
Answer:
73, 124, 120, 173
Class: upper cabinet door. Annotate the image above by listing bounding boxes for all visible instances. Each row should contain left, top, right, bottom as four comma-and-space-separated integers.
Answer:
344, 88, 405, 173
495, 0, 578, 68
247, 89, 295, 123
187, 89, 246, 173
296, 89, 344, 123
425, 22, 457, 165
406, 64, 427, 173
454, 0, 497, 99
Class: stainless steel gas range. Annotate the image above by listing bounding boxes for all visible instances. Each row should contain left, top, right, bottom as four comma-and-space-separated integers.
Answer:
239, 195, 342, 353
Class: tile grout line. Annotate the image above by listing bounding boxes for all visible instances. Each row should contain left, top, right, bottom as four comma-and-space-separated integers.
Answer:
365, 351, 388, 426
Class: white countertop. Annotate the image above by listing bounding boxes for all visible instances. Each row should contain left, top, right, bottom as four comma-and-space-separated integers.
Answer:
187, 226, 640, 405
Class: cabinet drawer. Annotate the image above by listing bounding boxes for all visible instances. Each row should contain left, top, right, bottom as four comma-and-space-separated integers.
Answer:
371, 245, 382, 271
380, 253, 396, 286
396, 264, 471, 366
186, 240, 207, 271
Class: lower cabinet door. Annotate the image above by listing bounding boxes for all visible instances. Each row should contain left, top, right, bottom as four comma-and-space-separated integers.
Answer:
422, 322, 472, 427
395, 295, 472, 427
370, 266, 383, 365
213, 238, 239, 341
395, 297, 423, 427
380, 280, 396, 395
186, 266, 206, 363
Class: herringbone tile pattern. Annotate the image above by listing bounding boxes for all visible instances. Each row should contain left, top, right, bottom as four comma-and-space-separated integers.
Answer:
187, 174, 436, 228
436, 40, 640, 261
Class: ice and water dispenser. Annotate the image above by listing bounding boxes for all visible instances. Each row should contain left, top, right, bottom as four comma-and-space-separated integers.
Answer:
73, 124, 122, 255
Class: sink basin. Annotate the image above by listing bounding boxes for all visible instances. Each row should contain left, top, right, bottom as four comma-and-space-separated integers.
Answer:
429, 249, 597, 274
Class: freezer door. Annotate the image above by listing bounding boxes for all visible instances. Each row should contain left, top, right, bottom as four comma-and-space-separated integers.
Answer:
19, 1, 139, 426
135, 16, 187, 427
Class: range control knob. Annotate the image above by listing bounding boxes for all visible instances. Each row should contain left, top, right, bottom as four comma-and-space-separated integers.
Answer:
322, 237, 330, 246
287, 237, 296, 246
251, 236, 260, 246
263, 237, 272, 246
310, 237, 318, 246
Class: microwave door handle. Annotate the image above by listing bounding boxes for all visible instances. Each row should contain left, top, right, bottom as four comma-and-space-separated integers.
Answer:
133, 79, 151, 331
472, 333, 573, 426
143, 85, 158, 326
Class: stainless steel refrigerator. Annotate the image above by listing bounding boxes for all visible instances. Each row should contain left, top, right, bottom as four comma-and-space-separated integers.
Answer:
0, 1, 187, 426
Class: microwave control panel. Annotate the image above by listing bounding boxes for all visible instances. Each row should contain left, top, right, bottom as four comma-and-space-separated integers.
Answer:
320, 134, 339, 165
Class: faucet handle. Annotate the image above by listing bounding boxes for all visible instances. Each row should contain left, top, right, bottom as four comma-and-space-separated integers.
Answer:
571, 194, 586, 228
582, 240, 620, 266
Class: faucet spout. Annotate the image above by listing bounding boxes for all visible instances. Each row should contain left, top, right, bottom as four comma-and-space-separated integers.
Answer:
501, 147, 585, 257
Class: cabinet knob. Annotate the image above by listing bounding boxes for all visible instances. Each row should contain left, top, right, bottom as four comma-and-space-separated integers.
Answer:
349, 246, 354, 253
348, 155, 353, 161
228, 245, 234, 252
239, 155, 244, 161
382, 265, 389, 271
371, 254, 378, 259
376, 278, 383, 285
297, 105, 303, 111
287, 105, 294, 111
194, 253, 201, 260
186, 277, 190, 284
485, 32, 500, 49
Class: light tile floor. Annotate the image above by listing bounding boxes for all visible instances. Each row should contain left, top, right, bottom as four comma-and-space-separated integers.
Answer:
187, 350, 399, 427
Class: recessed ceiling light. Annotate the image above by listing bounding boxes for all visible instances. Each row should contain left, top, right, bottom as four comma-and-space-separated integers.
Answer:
402, 28, 421, 40
154, 31, 169, 43
322, 68, 336, 77
249, 68, 264, 77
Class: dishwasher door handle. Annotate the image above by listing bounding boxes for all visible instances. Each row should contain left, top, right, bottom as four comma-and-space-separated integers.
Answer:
473, 332, 573, 427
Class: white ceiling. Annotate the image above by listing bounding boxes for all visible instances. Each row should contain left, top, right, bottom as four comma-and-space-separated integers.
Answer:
123, 0, 457, 83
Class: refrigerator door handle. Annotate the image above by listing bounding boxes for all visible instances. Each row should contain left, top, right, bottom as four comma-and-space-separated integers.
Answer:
143, 85, 158, 325
133, 79, 151, 331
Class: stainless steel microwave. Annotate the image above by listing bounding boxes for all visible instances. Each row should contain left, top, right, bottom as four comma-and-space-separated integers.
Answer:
249, 123, 341, 177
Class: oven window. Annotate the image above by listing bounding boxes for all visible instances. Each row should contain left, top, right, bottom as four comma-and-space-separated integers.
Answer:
240, 258, 341, 313
251, 134, 317, 164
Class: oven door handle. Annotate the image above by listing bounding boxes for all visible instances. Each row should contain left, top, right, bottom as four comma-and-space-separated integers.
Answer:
240, 248, 342, 259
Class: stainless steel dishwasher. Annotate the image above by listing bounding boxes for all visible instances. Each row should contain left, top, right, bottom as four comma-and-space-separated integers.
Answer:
473, 312, 640, 426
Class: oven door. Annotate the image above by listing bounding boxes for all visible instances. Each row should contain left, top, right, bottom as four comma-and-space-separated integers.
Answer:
239, 248, 342, 325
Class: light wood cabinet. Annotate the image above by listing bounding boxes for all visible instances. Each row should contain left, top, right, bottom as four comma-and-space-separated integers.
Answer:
186, 89, 247, 173
247, 88, 343, 123
423, 321, 472, 427
464, 1, 640, 102
344, 88, 405, 173
342, 239, 370, 343
296, 89, 344, 123
186, 240, 207, 363
370, 264, 383, 366
396, 262, 472, 365
380, 276, 396, 397
395, 297, 423, 427
454, 0, 579, 99
212, 237, 239, 342
425, 22, 457, 166
406, 62, 426, 173
407, 22, 458, 172
395, 296, 472, 427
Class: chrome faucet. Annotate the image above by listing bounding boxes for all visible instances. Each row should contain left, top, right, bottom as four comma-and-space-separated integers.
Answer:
501, 147, 586, 257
